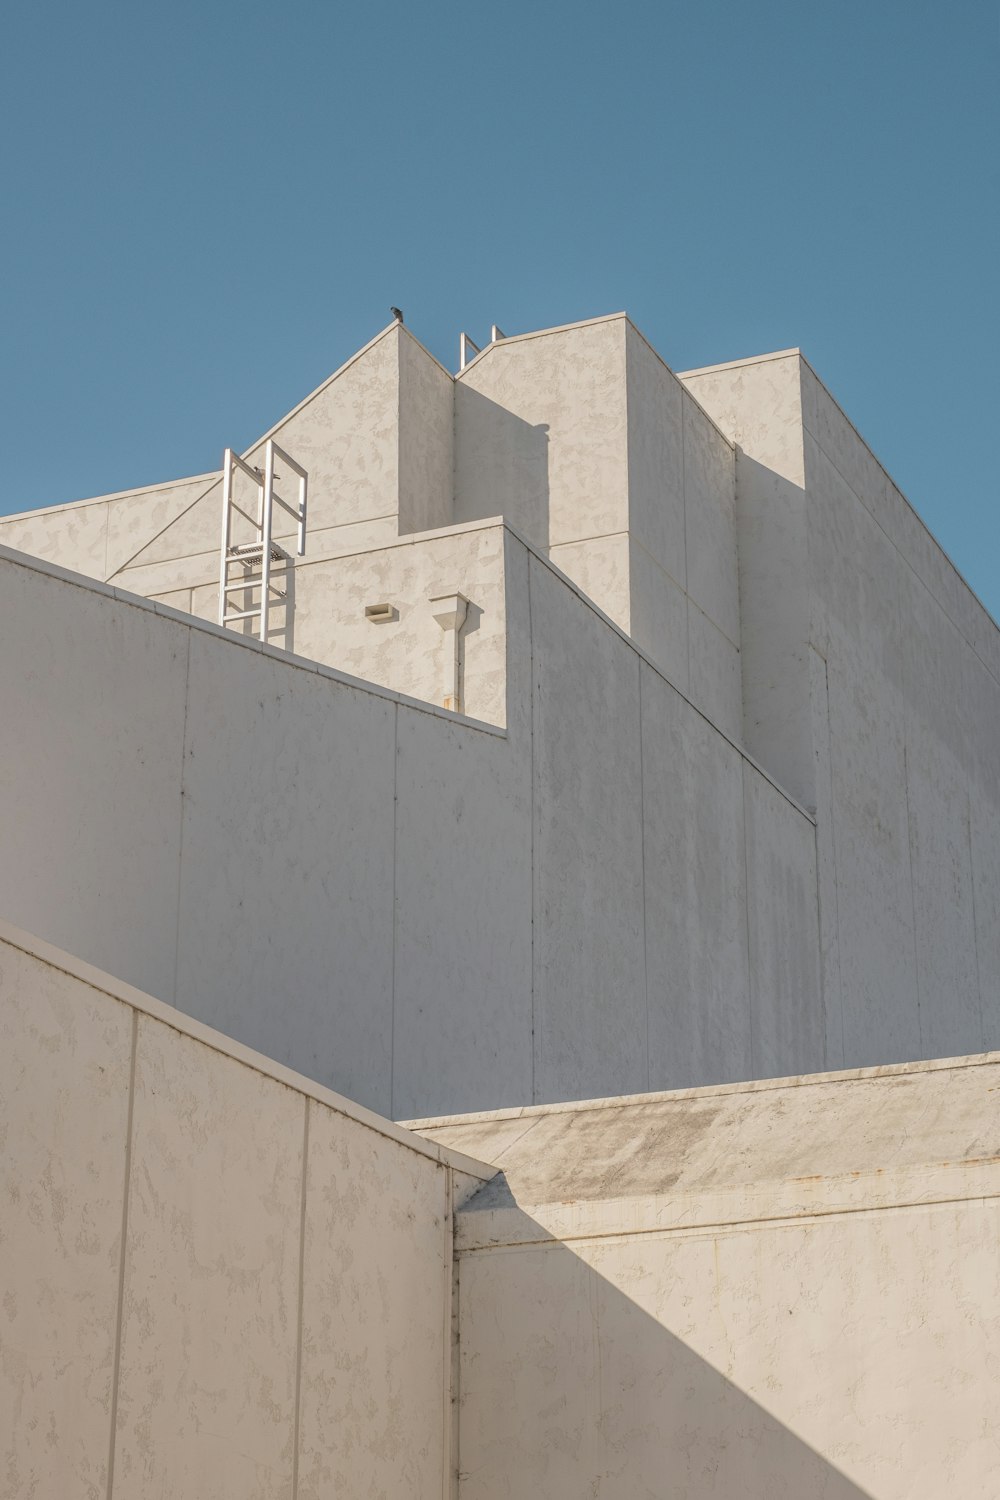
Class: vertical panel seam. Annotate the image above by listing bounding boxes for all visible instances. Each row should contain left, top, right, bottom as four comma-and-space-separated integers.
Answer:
902, 743, 923, 1051
390, 701, 399, 1119
638, 662, 650, 1091
291, 1097, 310, 1500
528, 552, 537, 1105
680, 387, 689, 593
442, 1167, 456, 1500
967, 791, 986, 1050
105, 1006, 138, 1500
741, 760, 755, 1077
172, 628, 193, 1006
822, 656, 846, 1068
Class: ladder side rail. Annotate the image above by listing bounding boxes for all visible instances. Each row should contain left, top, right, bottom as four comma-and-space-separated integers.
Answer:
227, 450, 263, 484
268, 490, 308, 555
269, 441, 308, 554
219, 449, 235, 626
297, 468, 307, 555
459, 331, 481, 371
268, 441, 306, 477
260, 441, 276, 644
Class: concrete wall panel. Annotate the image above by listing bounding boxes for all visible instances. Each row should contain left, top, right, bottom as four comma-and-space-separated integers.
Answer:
904, 740, 983, 1058
972, 799, 1000, 1046
453, 379, 551, 549
641, 661, 751, 1089
174, 631, 397, 1114
826, 640, 920, 1066
298, 1105, 450, 1500
455, 318, 629, 548
733, 452, 814, 808
687, 600, 742, 741
627, 537, 690, 694
398, 331, 454, 535
810, 646, 845, 1070
801, 360, 888, 520
453, 1060, 1000, 1500
458, 1243, 596, 1500
393, 710, 533, 1119
2, 925, 488, 1499
683, 395, 739, 647
0, 944, 132, 1500
681, 351, 806, 486
112, 1016, 304, 1500
548, 532, 632, 637
529, 555, 647, 1102
624, 322, 686, 588
0, 564, 188, 1001
743, 763, 823, 1077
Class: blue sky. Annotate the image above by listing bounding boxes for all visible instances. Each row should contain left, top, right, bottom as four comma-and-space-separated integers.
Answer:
2, 0, 997, 616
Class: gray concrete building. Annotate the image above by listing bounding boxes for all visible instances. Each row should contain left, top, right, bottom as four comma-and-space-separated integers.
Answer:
2, 314, 998, 1496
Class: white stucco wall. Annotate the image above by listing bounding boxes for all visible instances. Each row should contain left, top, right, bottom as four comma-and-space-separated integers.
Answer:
454, 317, 744, 738
0, 921, 491, 1500
0, 322, 455, 604
416, 1054, 1000, 1500
0, 533, 820, 1118
0, 471, 221, 587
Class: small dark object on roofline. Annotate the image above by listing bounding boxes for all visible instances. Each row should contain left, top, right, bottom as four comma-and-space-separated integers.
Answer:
390, 306, 404, 323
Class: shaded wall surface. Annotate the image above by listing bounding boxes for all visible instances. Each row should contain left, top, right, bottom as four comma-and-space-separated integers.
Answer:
0, 536, 818, 1119
682, 351, 1000, 1073
415, 1055, 1000, 1500
456, 317, 742, 737
0, 923, 490, 1500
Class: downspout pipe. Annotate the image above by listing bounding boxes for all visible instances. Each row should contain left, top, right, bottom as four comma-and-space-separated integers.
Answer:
430, 592, 470, 713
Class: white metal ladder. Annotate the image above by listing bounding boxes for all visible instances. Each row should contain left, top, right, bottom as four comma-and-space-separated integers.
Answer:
218, 440, 308, 643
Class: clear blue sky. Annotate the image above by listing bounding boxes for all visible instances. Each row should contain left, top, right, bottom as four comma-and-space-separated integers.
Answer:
2, 0, 997, 617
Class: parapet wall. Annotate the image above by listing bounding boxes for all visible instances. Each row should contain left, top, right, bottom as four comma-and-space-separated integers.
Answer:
416, 1055, 1000, 1499
0, 921, 490, 1500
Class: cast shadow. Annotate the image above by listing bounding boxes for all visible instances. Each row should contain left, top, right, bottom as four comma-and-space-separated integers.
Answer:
458, 1185, 874, 1499
453, 383, 550, 551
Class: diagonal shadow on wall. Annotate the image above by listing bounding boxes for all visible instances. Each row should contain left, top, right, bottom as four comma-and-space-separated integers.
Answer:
456, 1196, 876, 1499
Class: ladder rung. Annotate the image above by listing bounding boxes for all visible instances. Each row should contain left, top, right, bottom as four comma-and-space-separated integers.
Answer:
223, 575, 287, 590
222, 607, 263, 623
